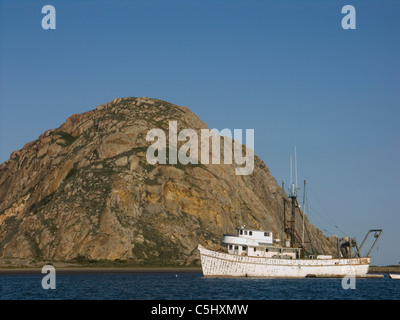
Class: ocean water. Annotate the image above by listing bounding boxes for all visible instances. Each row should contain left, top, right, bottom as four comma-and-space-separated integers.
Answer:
0, 272, 399, 300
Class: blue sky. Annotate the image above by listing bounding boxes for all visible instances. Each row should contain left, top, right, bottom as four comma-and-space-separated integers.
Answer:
0, 0, 399, 266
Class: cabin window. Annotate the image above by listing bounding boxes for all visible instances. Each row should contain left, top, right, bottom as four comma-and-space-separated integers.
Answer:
242, 246, 247, 251
265, 249, 269, 252
234, 246, 239, 250
249, 231, 253, 236
244, 231, 247, 235
229, 245, 232, 250
264, 232, 269, 237
239, 230, 243, 235
253, 248, 256, 252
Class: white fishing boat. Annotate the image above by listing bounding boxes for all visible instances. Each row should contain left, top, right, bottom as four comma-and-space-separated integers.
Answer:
198, 226, 382, 278
199, 150, 383, 278
389, 274, 400, 279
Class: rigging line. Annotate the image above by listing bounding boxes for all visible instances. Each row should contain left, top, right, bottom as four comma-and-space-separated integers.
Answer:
306, 216, 335, 237
306, 205, 339, 236
307, 185, 338, 226
307, 185, 349, 236
308, 217, 335, 236
334, 225, 349, 237
311, 212, 334, 236
306, 201, 334, 227
304, 204, 330, 234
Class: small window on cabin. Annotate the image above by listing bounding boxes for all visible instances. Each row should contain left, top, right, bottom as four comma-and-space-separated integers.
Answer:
264, 232, 269, 237
239, 230, 243, 235
229, 245, 232, 250
242, 246, 247, 251
244, 231, 247, 235
235, 246, 239, 250
249, 231, 253, 236
253, 248, 256, 252
265, 249, 269, 252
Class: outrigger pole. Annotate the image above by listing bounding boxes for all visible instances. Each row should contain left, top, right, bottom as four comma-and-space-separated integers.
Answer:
356, 229, 383, 258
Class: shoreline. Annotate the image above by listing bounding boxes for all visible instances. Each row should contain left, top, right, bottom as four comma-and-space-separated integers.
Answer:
368, 266, 400, 273
0, 265, 398, 275
0, 266, 203, 275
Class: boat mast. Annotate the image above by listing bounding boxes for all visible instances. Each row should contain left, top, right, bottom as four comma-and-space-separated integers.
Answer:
289, 147, 298, 248
295, 147, 298, 196
289, 187, 297, 248
281, 179, 286, 244
302, 180, 306, 247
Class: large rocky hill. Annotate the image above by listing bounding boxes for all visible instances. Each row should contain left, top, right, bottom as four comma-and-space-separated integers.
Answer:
0, 97, 337, 266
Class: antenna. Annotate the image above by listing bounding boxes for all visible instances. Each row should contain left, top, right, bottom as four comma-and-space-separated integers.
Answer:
290, 156, 292, 193
281, 179, 285, 243
288, 147, 301, 248
294, 146, 298, 196
289, 147, 298, 197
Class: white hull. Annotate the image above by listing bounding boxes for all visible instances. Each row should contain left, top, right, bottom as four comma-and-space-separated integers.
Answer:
389, 274, 400, 279
198, 245, 370, 278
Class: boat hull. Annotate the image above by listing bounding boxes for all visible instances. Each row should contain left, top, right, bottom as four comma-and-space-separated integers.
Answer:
198, 245, 370, 278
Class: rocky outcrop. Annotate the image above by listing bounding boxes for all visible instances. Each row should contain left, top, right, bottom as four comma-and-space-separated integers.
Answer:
0, 97, 337, 266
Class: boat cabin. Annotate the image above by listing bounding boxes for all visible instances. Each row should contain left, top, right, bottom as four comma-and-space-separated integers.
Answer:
222, 227, 301, 259
236, 227, 273, 244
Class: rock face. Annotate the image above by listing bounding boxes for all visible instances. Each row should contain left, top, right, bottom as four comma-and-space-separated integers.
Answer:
0, 97, 337, 266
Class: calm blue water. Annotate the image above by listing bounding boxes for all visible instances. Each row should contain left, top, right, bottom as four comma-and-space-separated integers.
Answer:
0, 272, 399, 300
